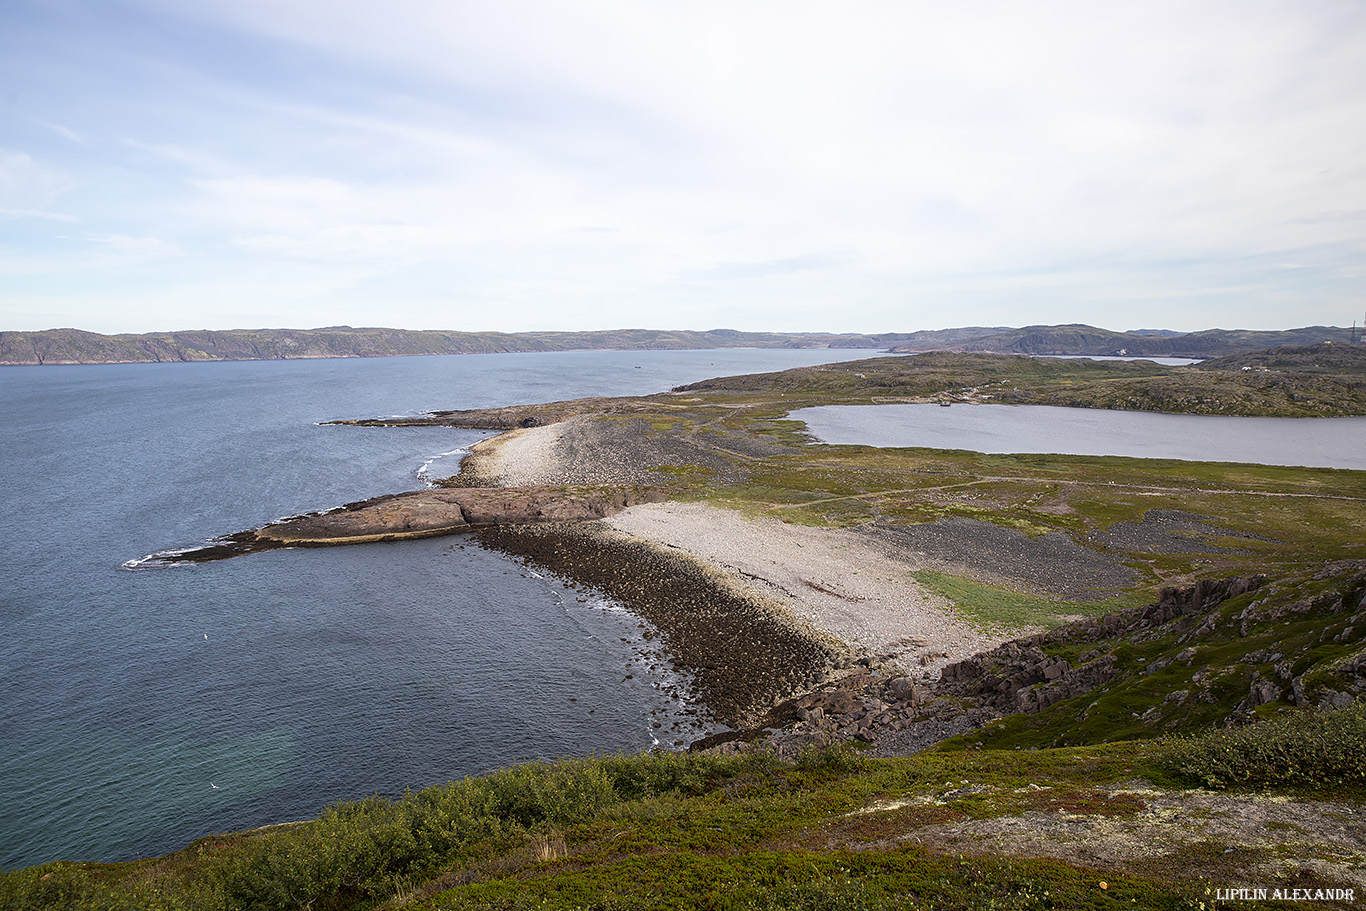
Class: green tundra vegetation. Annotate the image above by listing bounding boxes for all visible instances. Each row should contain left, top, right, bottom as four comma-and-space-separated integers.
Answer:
5, 347, 1364, 909
5, 716, 1364, 911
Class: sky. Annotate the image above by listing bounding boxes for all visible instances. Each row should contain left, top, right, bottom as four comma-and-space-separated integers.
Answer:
1, 1, 1364, 335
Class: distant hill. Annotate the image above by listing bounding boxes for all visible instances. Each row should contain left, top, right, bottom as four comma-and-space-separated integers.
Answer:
0, 327, 904, 365
1197, 342, 1366, 374
0, 323, 1358, 365
1125, 328, 1188, 338
889, 323, 1356, 358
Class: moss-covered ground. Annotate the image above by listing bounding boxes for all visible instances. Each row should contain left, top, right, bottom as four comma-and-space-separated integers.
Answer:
935, 565, 1366, 752
8, 737, 1361, 910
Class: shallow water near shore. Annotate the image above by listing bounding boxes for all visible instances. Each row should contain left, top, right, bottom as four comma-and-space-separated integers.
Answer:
0, 347, 881, 870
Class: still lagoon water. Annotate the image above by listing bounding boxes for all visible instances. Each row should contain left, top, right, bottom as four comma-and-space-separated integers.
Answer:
797, 403, 1366, 470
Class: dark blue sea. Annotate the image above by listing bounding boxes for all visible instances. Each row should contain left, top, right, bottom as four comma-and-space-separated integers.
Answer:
0, 347, 881, 870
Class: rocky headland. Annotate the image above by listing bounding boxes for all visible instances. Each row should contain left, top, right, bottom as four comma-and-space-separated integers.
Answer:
694, 566, 1366, 759
165, 484, 667, 562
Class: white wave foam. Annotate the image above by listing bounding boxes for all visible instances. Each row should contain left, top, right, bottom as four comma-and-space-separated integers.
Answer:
121, 548, 196, 570
416, 447, 469, 487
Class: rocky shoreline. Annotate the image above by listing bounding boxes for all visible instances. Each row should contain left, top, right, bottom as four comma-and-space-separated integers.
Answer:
163, 484, 667, 562
436, 418, 1029, 737
476, 522, 853, 728
158, 392, 1364, 756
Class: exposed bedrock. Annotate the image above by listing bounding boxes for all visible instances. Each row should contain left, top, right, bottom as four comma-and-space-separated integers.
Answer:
259, 485, 668, 544
934, 575, 1268, 716
168, 485, 667, 562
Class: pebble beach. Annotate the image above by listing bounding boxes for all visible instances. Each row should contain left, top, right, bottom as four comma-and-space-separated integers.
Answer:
463, 421, 1029, 740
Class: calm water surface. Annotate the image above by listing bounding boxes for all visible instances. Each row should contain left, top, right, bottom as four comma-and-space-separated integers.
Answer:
0, 348, 881, 869
797, 403, 1366, 470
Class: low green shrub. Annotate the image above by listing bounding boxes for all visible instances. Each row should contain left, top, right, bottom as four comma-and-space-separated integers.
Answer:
1161, 703, 1366, 789
210, 752, 761, 910
0, 862, 223, 911
794, 743, 866, 776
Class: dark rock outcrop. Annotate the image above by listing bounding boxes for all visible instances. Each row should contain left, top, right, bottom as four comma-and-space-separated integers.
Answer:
935, 576, 1268, 717
691, 571, 1366, 757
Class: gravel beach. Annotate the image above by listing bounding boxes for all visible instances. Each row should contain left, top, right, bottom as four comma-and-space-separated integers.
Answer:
605, 502, 1015, 675
464, 421, 1030, 731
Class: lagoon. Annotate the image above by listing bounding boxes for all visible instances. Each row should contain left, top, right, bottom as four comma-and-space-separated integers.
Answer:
796, 403, 1366, 470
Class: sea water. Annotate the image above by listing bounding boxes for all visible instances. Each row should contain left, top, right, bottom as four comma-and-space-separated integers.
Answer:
0, 347, 881, 870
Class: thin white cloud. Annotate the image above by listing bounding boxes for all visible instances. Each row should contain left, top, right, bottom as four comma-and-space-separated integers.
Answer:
85, 233, 181, 260
0, 148, 74, 213
0, 208, 78, 222
35, 118, 84, 144
2, 0, 1364, 333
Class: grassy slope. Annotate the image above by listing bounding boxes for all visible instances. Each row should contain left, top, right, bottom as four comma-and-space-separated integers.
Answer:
943, 324, 1358, 357
676, 349, 1366, 416
9, 737, 1361, 911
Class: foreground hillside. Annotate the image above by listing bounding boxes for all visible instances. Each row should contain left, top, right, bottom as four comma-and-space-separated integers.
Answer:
4, 701, 1362, 910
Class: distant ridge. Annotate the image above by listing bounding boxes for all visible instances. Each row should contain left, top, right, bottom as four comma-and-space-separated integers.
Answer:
887, 323, 1358, 358
0, 323, 1355, 365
